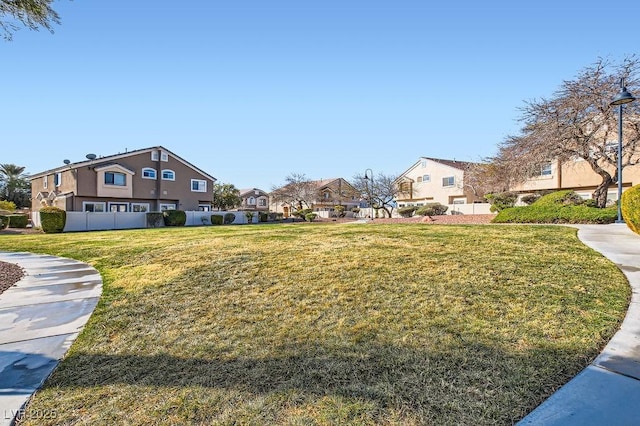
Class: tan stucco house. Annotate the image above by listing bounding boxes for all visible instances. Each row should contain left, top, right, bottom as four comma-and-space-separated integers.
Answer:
394, 157, 484, 211
270, 178, 360, 218
511, 158, 640, 202
238, 188, 269, 212
30, 146, 216, 213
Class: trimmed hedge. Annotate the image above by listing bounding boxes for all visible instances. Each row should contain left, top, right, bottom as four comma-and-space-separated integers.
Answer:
416, 203, 448, 216
493, 191, 616, 224
163, 210, 186, 227
224, 213, 236, 224
0, 214, 28, 228
398, 206, 417, 218
146, 212, 164, 228
211, 215, 224, 225
305, 212, 318, 222
40, 207, 66, 233
622, 184, 640, 234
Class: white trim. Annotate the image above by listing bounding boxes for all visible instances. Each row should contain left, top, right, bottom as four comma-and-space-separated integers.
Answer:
162, 169, 175, 181
43, 175, 48, 189
198, 204, 211, 211
54, 172, 62, 187
151, 151, 159, 161
131, 202, 150, 212
142, 167, 157, 180
108, 202, 129, 212
82, 201, 106, 212
160, 203, 176, 211
161, 151, 169, 162
190, 179, 207, 192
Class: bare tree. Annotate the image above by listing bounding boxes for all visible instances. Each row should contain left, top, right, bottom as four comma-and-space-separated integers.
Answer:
496, 56, 640, 207
270, 173, 317, 211
351, 172, 399, 218
1, 0, 61, 40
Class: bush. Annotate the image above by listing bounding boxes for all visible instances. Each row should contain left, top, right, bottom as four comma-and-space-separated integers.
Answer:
2, 214, 28, 228
245, 211, 255, 223
163, 210, 186, 226
520, 194, 541, 205
40, 206, 66, 233
416, 203, 448, 216
0, 201, 16, 211
398, 206, 417, 218
268, 212, 284, 221
293, 208, 313, 221
351, 207, 360, 214
146, 212, 164, 228
492, 191, 618, 224
333, 205, 346, 218
305, 213, 318, 222
259, 212, 268, 222
0, 216, 6, 230
485, 192, 518, 212
224, 213, 236, 224
210, 215, 224, 225
622, 184, 640, 234
532, 190, 584, 207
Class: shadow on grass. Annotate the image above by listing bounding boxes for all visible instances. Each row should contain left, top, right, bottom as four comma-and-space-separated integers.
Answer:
43, 341, 585, 423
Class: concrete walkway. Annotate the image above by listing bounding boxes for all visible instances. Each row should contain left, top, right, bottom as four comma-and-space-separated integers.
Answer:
0, 252, 101, 426
520, 223, 640, 425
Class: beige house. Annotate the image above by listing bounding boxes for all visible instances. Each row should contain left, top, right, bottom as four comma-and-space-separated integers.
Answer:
270, 178, 360, 218
511, 158, 640, 201
238, 188, 269, 212
395, 157, 485, 211
30, 146, 216, 213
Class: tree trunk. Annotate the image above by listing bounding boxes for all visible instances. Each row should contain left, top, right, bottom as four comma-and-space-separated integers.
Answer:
593, 174, 614, 208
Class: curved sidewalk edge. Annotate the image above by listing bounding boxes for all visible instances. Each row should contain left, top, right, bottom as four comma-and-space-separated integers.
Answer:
520, 224, 640, 425
0, 252, 102, 426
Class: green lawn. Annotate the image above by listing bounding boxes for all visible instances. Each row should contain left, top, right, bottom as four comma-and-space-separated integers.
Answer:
2, 223, 630, 425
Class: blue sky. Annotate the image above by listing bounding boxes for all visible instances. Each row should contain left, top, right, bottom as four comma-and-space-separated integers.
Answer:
2, 1, 639, 190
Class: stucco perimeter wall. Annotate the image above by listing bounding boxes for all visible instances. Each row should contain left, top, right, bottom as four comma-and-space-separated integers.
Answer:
32, 211, 255, 232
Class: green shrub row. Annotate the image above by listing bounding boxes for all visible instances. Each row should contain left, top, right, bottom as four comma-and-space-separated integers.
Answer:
416, 203, 448, 216
493, 191, 617, 224
211, 215, 224, 225
398, 206, 417, 217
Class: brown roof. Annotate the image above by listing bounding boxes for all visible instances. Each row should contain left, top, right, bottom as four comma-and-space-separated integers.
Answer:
423, 157, 477, 170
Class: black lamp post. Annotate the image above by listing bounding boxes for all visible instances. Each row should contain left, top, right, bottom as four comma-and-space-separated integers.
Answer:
610, 78, 636, 223
364, 168, 374, 220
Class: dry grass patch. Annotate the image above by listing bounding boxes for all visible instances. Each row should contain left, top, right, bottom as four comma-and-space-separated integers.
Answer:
2, 224, 629, 425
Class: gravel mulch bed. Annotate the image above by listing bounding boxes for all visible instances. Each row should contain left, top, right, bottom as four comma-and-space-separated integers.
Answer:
0, 260, 24, 296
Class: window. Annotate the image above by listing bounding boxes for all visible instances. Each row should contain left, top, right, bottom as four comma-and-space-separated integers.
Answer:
160, 203, 176, 211
421, 160, 427, 168
423, 174, 430, 182
43, 175, 48, 189
142, 168, 157, 179
151, 151, 159, 161
417, 176, 422, 183
131, 203, 150, 212
248, 196, 256, 205
323, 192, 330, 199
198, 204, 211, 211
399, 182, 410, 192
258, 198, 267, 207
105, 172, 126, 186
109, 203, 128, 212
453, 198, 466, 204
442, 176, 455, 187
83, 202, 105, 212
191, 179, 206, 192
54, 172, 62, 187
162, 170, 175, 181
161, 152, 169, 162
540, 164, 552, 176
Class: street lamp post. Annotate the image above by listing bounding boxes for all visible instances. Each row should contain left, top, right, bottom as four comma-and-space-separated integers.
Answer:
610, 78, 636, 223
364, 168, 374, 220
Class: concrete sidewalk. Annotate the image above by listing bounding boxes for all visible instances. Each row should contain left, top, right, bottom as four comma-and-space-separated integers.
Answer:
0, 252, 101, 426
520, 224, 640, 425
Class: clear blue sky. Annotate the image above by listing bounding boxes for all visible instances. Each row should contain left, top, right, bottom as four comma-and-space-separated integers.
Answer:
2, 1, 639, 190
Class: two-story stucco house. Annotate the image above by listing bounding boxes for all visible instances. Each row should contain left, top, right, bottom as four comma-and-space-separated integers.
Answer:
395, 157, 485, 211
511, 158, 640, 202
269, 178, 360, 218
238, 188, 269, 212
30, 146, 216, 213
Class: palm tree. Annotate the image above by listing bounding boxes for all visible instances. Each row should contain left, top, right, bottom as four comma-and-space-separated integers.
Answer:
0, 164, 30, 208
